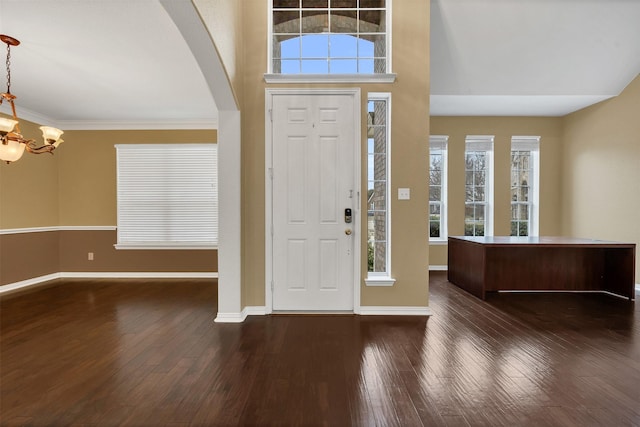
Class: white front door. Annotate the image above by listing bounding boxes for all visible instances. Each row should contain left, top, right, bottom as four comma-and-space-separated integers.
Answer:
270, 92, 358, 311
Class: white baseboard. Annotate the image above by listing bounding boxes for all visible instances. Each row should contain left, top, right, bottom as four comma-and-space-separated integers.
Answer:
60, 272, 218, 279
214, 306, 267, 323
214, 312, 246, 323
359, 306, 433, 316
429, 265, 448, 271
0, 272, 218, 295
0, 273, 61, 295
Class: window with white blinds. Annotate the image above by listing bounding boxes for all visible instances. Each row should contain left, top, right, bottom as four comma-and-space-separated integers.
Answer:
115, 144, 218, 249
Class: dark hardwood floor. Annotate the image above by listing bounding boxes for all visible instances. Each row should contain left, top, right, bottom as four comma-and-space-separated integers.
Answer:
1, 272, 638, 426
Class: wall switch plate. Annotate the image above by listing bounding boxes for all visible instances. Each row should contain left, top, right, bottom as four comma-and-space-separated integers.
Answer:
398, 188, 411, 200
88, 252, 94, 261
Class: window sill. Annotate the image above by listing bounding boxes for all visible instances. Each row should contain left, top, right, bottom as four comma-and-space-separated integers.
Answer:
264, 73, 397, 84
114, 244, 217, 250
429, 239, 448, 246
365, 277, 396, 287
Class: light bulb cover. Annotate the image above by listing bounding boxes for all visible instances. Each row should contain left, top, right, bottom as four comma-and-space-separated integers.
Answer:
0, 139, 26, 163
0, 117, 18, 133
40, 126, 64, 144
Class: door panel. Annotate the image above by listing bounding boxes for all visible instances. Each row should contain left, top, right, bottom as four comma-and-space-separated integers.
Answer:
272, 94, 356, 311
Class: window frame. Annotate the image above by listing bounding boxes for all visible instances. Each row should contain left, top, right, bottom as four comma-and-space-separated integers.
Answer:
510, 136, 540, 237
429, 135, 448, 243
365, 92, 394, 286
464, 135, 494, 237
114, 143, 218, 250
265, 0, 396, 83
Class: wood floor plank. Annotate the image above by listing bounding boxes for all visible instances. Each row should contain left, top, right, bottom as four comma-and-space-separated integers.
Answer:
1, 273, 639, 426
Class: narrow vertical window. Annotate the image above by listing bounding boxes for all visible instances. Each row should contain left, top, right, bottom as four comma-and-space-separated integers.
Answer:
511, 136, 540, 237
464, 136, 494, 237
366, 93, 393, 285
429, 135, 448, 242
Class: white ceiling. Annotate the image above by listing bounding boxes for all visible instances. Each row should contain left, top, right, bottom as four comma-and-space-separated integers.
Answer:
0, 0, 639, 129
430, 0, 640, 116
0, 0, 218, 130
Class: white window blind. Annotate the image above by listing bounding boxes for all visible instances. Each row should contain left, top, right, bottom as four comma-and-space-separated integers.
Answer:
115, 144, 218, 249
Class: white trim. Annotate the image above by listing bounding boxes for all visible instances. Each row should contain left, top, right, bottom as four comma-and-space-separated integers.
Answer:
359, 306, 433, 316
10, 105, 218, 131
264, 74, 396, 84
429, 239, 448, 246
244, 306, 268, 316
58, 226, 117, 231
364, 277, 396, 287
0, 226, 117, 235
59, 272, 218, 279
0, 227, 59, 235
367, 92, 392, 277
265, 88, 362, 315
57, 119, 218, 131
214, 312, 246, 323
114, 244, 217, 250
0, 272, 218, 295
0, 273, 61, 295
214, 306, 266, 323
429, 265, 448, 271
636, 284, 640, 292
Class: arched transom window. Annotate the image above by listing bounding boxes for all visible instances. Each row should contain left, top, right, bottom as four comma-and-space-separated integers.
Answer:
270, 0, 389, 74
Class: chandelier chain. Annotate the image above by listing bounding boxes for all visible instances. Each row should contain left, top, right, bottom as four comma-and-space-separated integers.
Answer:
5, 42, 11, 93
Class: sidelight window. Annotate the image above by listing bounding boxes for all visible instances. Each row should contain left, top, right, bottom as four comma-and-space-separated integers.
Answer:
366, 93, 393, 285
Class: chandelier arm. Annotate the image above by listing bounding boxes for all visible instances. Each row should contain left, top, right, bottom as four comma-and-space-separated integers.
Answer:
25, 143, 56, 155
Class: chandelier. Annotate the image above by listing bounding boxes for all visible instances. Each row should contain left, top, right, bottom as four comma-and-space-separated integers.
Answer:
0, 35, 63, 164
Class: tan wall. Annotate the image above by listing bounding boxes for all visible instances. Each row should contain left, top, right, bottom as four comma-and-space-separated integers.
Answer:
1, 127, 219, 285
0, 116, 60, 229
562, 74, 640, 281
240, 0, 430, 307
429, 116, 564, 266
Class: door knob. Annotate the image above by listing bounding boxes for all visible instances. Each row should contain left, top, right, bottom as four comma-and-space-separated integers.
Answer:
345, 229, 352, 235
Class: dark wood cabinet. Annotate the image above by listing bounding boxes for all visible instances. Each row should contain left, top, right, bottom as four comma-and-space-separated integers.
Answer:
448, 236, 636, 300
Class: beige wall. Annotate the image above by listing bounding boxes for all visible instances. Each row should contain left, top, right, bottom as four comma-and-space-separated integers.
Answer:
1, 125, 218, 285
0, 116, 60, 229
429, 116, 564, 266
239, 0, 431, 308
562, 74, 640, 281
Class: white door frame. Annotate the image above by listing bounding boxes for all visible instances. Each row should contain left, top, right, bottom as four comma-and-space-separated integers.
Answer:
265, 88, 362, 314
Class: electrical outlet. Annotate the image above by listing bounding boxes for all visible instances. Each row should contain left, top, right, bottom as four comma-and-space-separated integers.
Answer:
88, 252, 94, 261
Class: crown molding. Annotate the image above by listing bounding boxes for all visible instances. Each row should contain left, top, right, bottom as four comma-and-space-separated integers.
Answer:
9, 106, 218, 130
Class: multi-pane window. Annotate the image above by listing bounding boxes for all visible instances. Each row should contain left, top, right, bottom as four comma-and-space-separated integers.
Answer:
464, 136, 494, 237
429, 135, 448, 241
270, 0, 389, 74
367, 93, 390, 277
511, 136, 540, 237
